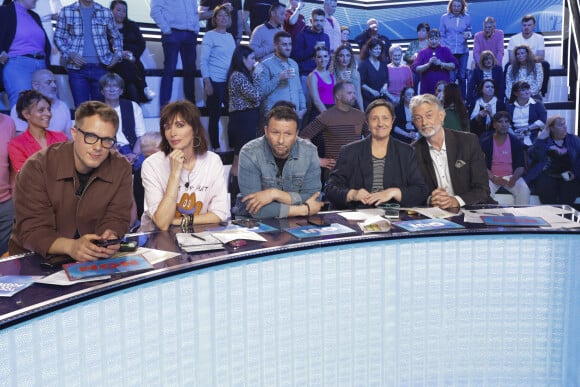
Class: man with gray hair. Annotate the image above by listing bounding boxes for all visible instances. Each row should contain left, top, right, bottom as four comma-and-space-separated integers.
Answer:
410, 93, 493, 209
472, 16, 504, 68
10, 69, 72, 137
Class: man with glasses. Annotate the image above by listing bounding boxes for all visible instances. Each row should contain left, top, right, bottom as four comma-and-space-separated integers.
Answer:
410, 93, 493, 209
9, 101, 133, 262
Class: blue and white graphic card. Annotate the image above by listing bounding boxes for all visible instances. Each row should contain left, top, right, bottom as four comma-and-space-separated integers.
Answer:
285, 223, 356, 239
393, 218, 464, 232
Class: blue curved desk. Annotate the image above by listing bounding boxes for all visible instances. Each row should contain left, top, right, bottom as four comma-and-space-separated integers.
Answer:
1, 210, 579, 385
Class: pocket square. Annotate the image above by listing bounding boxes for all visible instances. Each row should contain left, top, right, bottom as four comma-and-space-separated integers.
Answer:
455, 160, 466, 168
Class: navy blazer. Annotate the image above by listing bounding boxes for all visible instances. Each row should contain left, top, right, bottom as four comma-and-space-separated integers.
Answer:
325, 135, 428, 209
412, 129, 495, 206
0, 3, 51, 67
506, 100, 547, 128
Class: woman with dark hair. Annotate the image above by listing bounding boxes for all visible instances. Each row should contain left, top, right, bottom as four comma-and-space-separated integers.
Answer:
469, 78, 506, 137
330, 44, 363, 111
109, 0, 152, 103
358, 37, 390, 109
0, 0, 51, 108
392, 86, 419, 143
200, 4, 236, 151
526, 116, 580, 206
141, 100, 229, 230
506, 80, 547, 146
404, 22, 430, 66
442, 83, 469, 132
325, 99, 427, 209
8, 89, 67, 173
439, 0, 471, 98
227, 45, 260, 201
466, 50, 505, 109
308, 45, 335, 118
505, 44, 543, 101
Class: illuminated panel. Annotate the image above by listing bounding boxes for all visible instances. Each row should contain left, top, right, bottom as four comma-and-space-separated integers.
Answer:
0, 235, 578, 384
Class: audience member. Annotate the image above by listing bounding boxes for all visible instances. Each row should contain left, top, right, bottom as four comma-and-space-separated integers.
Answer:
354, 18, 391, 60
54, 0, 123, 108
358, 38, 390, 109
392, 86, 419, 144
141, 100, 229, 230
386, 45, 413, 105
0, 113, 15, 256
325, 99, 427, 209
8, 90, 68, 173
249, 2, 284, 61
506, 80, 546, 146
227, 45, 261, 202
472, 16, 504, 68
283, 0, 305, 39
34, 0, 63, 65
150, 0, 199, 107
526, 116, 580, 206
480, 111, 530, 205
301, 81, 366, 182
257, 31, 306, 128
10, 69, 72, 137
99, 72, 146, 217
243, 0, 277, 34
110, 0, 153, 104
322, 0, 341, 52
340, 26, 351, 47
412, 29, 458, 95
0, 0, 51, 108
200, 5, 236, 151
139, 131, 162, 158
442, 83, 469, 132
9, 101, 133, 261
307, 46, 335, 122
330, 44, 364, 111
507, 14, 549, 97
435, 80, 447, 102
99, 73, 145, 161
237, 104, 323, 219
291, 8, 330, 107
469, 79, 506, 138
411, 93, 494, 209
466, 50, 505, 110
439, 0, 471, 98
505, 45, 543, 101
403, 22, 430, 66
199, 0, 242, 44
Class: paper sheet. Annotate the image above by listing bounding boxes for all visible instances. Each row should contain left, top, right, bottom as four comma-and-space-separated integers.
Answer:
35, 270, 110, 286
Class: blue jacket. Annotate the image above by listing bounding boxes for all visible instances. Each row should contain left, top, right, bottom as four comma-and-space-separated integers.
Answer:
325, 135, 428, 209
480, 133, 525, 172
238, 136, 321, 218
526, 134, 580, 184
290, 27, 330, 75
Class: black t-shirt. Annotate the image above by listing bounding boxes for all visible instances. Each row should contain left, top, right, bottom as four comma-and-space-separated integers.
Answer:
243, 0, 276, 32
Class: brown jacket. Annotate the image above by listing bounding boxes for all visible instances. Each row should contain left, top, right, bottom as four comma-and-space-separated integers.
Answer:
10, 142, 133, 257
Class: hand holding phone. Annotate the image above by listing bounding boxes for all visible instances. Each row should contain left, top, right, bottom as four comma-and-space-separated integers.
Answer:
92, 238, 122, 247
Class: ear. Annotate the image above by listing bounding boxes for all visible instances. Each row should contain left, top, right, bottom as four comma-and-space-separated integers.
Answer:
21, 108, 31, 121
70, 126, 78, 141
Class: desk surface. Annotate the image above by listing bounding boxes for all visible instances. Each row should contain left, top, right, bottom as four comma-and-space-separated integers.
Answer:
1, 206, 579, 329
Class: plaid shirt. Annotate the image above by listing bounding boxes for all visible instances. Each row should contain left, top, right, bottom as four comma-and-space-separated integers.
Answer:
54, 1, 122, 69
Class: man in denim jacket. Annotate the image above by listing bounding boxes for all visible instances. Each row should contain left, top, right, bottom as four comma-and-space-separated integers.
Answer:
238, 104, 323, 219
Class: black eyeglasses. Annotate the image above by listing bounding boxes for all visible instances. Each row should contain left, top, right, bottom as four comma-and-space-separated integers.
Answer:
75, 127, 117, 149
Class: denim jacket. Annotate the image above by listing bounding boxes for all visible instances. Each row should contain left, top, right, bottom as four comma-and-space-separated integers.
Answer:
238, 136, 321, 218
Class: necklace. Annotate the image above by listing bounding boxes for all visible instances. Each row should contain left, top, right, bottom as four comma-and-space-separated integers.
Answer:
183, 170, 193, 189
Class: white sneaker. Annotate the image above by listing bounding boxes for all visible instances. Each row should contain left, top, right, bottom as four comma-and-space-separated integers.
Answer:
144, 87, 156, 100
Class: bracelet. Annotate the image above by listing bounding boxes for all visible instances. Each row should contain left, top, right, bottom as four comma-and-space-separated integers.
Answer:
304, 202, 311, 216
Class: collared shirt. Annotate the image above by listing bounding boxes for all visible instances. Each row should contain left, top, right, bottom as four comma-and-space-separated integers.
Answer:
238, 136, 321, 218
150, 0, 199, 34
512, 98, 534, 129
427, 135, 466, 207
54, 1, 123, 69
439, 12, 471, 54
257, 55, 305, 113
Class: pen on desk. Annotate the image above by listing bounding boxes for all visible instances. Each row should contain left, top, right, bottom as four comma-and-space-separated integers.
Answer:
191, 233, 206, 241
